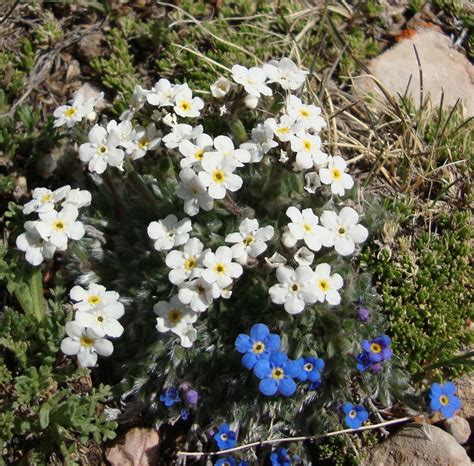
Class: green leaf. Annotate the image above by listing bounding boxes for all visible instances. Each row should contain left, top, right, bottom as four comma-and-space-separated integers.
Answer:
39, 403, 50, 429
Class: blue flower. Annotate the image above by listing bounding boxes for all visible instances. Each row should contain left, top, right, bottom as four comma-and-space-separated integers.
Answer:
270, 447, 292, 466
254, 351, 301, 396
361, 335, 392, 363
235, 323, 281, 369
214, 423, 237, 450
428, 382, 462, 419
343, 403, 368, 429
295, 356, 324, 383
214, 457, 237, 466
159, 387, 180, 407
180, 408, 189, 420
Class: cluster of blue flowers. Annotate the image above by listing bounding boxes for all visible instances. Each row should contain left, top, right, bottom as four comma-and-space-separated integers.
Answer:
160, 383, 199, 420
356, 334, 393, 373
235, 323, 324, 396
270, 447, 300, 465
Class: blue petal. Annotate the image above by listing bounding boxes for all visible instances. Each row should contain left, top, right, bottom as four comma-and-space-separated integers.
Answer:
259, 378, 278, 396
242, 351, 258, 369
254, 359, 271, 379
218, 423, 229, 434
430, 397, 441, 411
235, 334, 251, 353
441, 405, 455, 419
250, 323, 269, 341
380, 334, 391, 346
345, 415, 362, 429
285, 359, 304, 379
307, 370, 321, 382
278, 377, 296, 396
430, 383, 442, 396
343, 402, 354, 414
266, 333, 281, 352
450, 395, 462, 411
270, 351, 288, 367
381, 348, 393, 360
443, 382, 457, 396
356, 407, 368, 422
362, 340, 371, 352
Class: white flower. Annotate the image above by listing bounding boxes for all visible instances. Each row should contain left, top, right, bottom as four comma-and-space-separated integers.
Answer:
264, 251, 287, 268
210, 77, 231, 99
75, 304, 125, 338
204, 135, 250, 168
304, 172, 321, 194
62, 188, 92, 209
79, 125, 125, 174
175, 168, 214, 216
120, 85, 147, 120
201, 246, 243, 290
313, 263, 343, 305
178, 133, 213, 169
285, 206, 333, 251
60, 321, 113, 367
127, 123, 161, 160
244, 94, 259, 109
231, 64, 272, 97
53, 90, 103, 128
286, 95, 326, 131
106, 120, 135, 149
320, 207, 368, 256
36, 206, 85, 250
178, 277, 220, 312
16, 221, 56, 266
146, 79, 177, 107
147, 214, 192, 251
22, 185, 70, 215
264, 115, 302, 142
319, 156, 354, 196
174, 87, 204, 118
263, 57, 308, 90
240, 123, 278, 163
70, 283, 121, 313
294, 246, 314, 266
162, 124, 202, 149
268, 265, 317, 314
225, 218, 274, 265
199, 157, 243, 200
154, 296, 198, 348
165, 238, 206, 285
290, 133, 322, 170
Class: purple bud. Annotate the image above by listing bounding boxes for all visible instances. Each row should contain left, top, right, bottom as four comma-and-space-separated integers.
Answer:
357, 306, 371, 322
184, 389, 199, 406
179, 381, 191, 391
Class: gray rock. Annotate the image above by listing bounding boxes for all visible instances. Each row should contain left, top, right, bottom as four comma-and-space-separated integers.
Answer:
105, 427, 159, 466
443, 415, 471, 445
456, 373, 474, 421
364, 423, 471, 466
355, 28, 474, 116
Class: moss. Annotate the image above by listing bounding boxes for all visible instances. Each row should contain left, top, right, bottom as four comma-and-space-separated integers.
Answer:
360, 206, 473, 379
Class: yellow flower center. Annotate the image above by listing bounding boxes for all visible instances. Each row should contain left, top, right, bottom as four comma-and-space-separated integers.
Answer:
271, 367, 284, 380
87, 295, 101, 306
212, 170, 225, 184
41, 193, 53, 203
179, 101, 191, 112
213, 263, 226, 274
168, 309, 181, 323
194, 148, 204, 160
138, 138, 149, 149
331, 168, 342, 180
370, 343, 382, 354
304, 363, 314, 371
252, 341, 265, 354
276, 127, 290, 134
52, 220, 65, 231
64, 107, 77, 118
184, 257, 197, 270
299, 108, 310, 118
439, 395, 449, 406
303, 223, 313, 232
349, 409, 357, 419
243, 235, 254, 246
98, 144, 108, 155
303, 140, 312, 151
80, 336, 94, 347
318, 279, 329, 292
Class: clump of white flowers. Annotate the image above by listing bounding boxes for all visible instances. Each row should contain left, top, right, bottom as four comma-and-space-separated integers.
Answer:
60, 284, 125, 367
20, 56, 370, 363
16, 186, 90, 265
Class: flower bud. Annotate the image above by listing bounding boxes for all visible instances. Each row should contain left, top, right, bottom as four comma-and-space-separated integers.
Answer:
184, 389, 199, 406
86, 111, 97, 122
244, 93, 259, 109
210, 77, 231, 99
282, 230, 297, 248
357, 306, 371, 322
